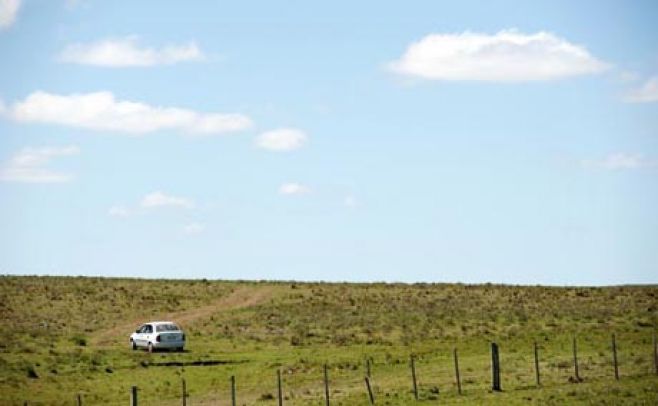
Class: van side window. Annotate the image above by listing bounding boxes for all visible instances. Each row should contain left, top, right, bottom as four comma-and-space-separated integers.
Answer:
145, 325, 153, 333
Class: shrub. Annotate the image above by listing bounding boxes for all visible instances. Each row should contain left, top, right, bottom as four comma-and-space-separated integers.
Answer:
71, 335, 87, 347
259, 393, 275, 400
26, 365, 39, 379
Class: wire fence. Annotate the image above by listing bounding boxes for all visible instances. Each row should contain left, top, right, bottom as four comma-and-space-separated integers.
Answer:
16, 332, 658, 405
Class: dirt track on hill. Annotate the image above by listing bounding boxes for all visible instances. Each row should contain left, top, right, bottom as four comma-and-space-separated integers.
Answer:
91, 286, 277, 346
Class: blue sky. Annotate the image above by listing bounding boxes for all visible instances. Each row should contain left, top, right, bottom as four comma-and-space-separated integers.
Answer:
1, 0, 657, 285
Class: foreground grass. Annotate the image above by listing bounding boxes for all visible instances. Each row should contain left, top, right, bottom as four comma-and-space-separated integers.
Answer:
1, 276, 657, 405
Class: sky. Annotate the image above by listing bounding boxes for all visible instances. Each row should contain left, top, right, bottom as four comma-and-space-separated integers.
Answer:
0, 0, 657, 285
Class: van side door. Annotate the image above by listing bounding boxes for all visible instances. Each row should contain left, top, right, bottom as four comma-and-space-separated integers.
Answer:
135, 324, 148, 346
143, 324, 154, 344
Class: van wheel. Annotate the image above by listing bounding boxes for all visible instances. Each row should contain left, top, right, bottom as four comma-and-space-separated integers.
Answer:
130, 339, 136, 350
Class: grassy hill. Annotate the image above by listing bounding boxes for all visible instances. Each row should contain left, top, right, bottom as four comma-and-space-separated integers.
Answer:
1, 275, 657, 405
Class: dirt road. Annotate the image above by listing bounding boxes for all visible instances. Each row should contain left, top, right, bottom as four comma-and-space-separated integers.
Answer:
91, 285, 277, 346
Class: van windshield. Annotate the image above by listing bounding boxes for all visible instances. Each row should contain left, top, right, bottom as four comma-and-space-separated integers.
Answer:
156, 324, 180, 332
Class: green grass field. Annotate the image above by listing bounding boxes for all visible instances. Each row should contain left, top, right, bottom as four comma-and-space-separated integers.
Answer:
1, 276, 657, 405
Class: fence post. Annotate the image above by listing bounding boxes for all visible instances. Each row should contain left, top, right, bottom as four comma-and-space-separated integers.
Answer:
365, 376, 375, 404
491, 343, 501, 391
410, 355, 418, 400
131, 386, 138, 406
572, 336, 581, 382
453, 348, 462, 395
77, 393, 82, 406
534, 341, 541, 387
231, 375, 236, 406
323, 364, 330, 406
653, 331, 658, 376
612, 334, 619, 380
277, 369, 283, 406
182, 378, 187, 406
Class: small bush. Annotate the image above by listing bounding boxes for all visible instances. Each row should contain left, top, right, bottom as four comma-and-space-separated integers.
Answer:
71, 335, 87, 347
91, 354, 103, 366
290, 335, 303, 346
259, 393, 275, 400
26, 365, 39, 379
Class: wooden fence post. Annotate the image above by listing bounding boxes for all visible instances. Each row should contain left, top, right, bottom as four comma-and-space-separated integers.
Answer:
365, 376, 375, 404
182, 378, 187, 406
453, 348, 462, 395
323, 364, 330, 406
491, 343, 501, 392
277, 369, 283, 406
130, 386, 138, 406
572, 336, 581, 382
410, 355, 418, 400
77, 393, 82, 406
534, 341, 541, 387
612, 334, 619, 380
653, 331, 658, 376
231, 375, 236, 406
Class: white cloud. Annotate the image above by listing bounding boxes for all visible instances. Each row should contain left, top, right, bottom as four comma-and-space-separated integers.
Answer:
183, 222, 205, 234
108, 205, 130, 217
618, 71, 639, 83
279, 182, 310, 195
141, 191, 195, 209
109, 192, 194, 218
389, 29, 608, 82
581, 153, 657, 170
255, 128, 307, 151
7, 91, 253, 135
59, 37, 204, 67
624, 76, 658, 103
343, 195, 358, 208
0, 0, 21, 29
0, 145, 79, 183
